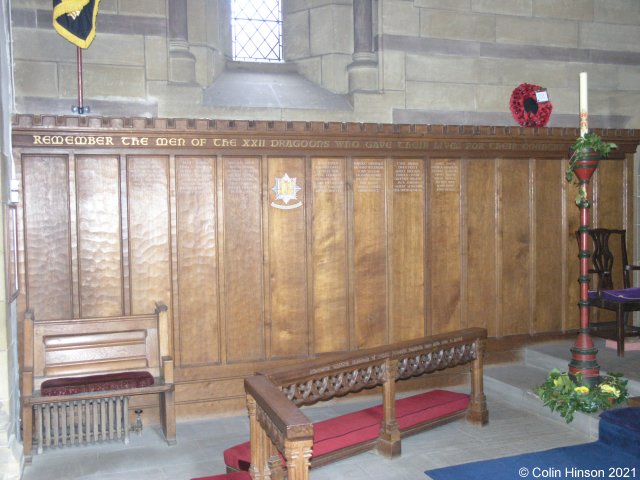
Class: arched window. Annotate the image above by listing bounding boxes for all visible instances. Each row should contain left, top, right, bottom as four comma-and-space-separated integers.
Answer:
231, 0, 283, 62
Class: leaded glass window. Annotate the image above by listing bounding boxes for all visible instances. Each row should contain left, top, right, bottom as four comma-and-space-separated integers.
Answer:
232, 0, 283, 62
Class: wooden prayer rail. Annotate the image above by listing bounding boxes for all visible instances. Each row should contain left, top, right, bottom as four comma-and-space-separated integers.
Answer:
243, 328, 488, 479
21, 302, 176, 462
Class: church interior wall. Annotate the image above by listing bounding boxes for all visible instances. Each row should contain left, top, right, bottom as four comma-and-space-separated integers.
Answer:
2, 1, 640, 476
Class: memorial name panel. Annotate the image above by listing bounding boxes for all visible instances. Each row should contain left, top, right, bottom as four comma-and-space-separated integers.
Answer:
222, 157, 265, 363
353, 158, 387, 349
176, 156, 220, 366
311, 158, 349, 354
390, 159, 426, 341
429, 159, 462, 334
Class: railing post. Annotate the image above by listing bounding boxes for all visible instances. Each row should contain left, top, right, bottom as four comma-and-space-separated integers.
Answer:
376, 357, 401, 458
247, 394, 270, 480
283, 438, 313, 480
467, 338, 489, 425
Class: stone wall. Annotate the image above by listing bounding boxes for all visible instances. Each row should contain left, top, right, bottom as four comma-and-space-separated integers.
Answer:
1, 2, 21, 479
382, 0, 640, 128
7, 0, 640, 128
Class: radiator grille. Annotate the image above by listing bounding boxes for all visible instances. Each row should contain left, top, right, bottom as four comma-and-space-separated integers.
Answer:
33, 396, 130, 454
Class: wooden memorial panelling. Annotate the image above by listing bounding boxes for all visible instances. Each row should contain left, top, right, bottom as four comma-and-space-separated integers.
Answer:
464, 159, 498, 336
429, 159, 462, 335
222, 156, 265, 363
22, 155, 72, 320
75, 155, 123, 317
11, 116, 640, 418
533, 159, 564, 334
267, 157, 308, 359
500, 159, 531, 337
311, 157, 348, 354
126, 156, 172, 316
389, 159, 425, 342
353, 158, 387, 349
176, 156, 219, 366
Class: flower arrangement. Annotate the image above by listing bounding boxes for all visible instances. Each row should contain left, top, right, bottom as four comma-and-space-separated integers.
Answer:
564, 132, 618, 205
509, 83, 553, 127
536, 369, 628, 423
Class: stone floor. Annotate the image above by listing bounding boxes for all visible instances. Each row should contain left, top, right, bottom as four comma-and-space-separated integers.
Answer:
20, 338, 639, 480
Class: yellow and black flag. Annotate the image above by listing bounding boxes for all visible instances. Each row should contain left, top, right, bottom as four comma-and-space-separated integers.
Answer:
53, 0, 100, 49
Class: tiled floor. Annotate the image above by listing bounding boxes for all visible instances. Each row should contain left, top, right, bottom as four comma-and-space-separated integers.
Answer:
21, 339, 638, 480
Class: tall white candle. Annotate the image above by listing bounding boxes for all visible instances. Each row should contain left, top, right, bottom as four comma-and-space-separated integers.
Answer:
579, 72, 588, 137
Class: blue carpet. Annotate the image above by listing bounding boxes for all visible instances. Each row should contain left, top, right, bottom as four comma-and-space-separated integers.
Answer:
426, 408, 640, 480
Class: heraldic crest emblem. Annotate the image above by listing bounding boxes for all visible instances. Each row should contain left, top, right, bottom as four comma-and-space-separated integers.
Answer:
271, 173, 302, 210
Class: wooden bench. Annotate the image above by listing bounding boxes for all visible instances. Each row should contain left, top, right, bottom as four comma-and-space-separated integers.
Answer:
218, 328, 488, 480
21, 302, 176, 462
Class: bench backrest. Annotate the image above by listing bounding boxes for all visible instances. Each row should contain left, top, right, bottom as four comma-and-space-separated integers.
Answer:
24, 303, 169, 392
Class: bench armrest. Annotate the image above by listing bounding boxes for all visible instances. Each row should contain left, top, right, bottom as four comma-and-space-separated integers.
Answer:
21, 367, 33, 398
245, 374, 313, 479
161, 355, 174, 385
245, 374, 312, 445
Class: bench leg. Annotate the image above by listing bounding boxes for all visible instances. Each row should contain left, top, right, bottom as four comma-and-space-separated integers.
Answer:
160, 389, 177, 445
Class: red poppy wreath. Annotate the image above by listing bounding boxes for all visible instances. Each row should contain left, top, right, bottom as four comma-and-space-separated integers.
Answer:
509, 83, 553, 127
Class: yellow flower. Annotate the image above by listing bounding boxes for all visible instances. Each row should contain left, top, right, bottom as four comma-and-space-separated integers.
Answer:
574, 386, 589, 395
600, 383, 620, 398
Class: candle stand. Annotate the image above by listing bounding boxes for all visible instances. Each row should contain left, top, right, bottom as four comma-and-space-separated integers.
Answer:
568, 149, 601, 387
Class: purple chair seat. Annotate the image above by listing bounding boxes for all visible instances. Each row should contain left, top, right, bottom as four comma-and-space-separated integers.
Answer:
589, 288, 640, 302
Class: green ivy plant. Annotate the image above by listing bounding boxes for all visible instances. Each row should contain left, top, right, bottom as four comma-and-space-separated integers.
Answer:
565, 133, 617, 206
536, 369, 628, 423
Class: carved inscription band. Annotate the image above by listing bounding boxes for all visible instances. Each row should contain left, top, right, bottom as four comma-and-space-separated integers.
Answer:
21, 133, 570, 155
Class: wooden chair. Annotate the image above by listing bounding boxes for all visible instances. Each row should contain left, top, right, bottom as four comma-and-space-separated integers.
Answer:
582, 228, 640, 356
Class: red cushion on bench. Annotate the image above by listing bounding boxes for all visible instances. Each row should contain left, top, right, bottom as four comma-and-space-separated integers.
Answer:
223, 389, 468, 471
312, 404, 382, 456
395, 389, 469, 429
224, 441, 252, 471
192, 472, 251, 480
223, 406, 382, 471
41, 371, 155, 396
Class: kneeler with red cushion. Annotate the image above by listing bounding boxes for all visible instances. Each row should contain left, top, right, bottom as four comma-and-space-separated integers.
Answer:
223, 389, 469, 472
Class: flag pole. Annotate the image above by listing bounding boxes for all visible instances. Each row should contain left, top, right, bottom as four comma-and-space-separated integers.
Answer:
72, 46, 89, 114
